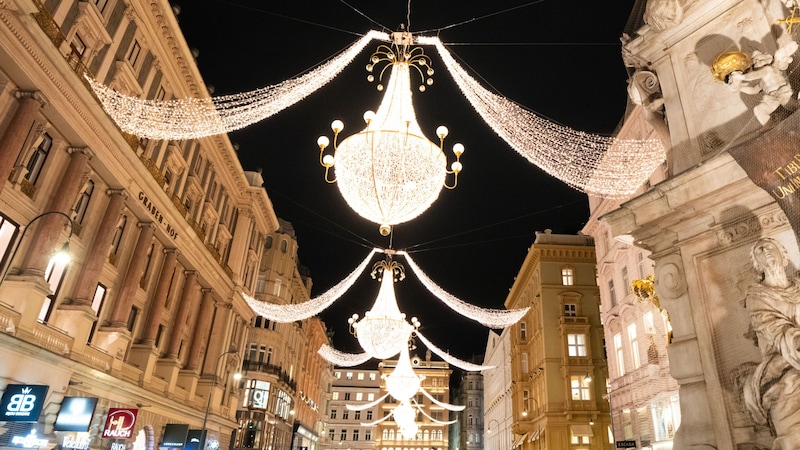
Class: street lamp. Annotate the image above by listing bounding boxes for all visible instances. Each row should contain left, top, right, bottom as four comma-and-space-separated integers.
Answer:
0, 211, 74, 284
202, 350, 242, 449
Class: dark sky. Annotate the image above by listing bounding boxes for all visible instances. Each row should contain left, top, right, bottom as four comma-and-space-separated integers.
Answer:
176, 0, 635, 362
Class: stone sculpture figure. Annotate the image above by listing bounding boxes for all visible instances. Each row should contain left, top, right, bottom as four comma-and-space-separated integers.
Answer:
726, 41, 798, 125
743, 237, 800, 449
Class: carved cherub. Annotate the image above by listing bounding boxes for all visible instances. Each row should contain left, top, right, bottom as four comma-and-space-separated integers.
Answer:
726, 41, 798, 125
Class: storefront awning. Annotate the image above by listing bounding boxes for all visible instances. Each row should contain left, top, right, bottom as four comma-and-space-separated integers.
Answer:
512, 432, 529, 448
571, 424, 593, 437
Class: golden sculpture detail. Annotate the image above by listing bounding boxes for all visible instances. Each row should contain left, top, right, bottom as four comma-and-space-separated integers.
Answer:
711, 51, 752, 82
631, 274, 673, 345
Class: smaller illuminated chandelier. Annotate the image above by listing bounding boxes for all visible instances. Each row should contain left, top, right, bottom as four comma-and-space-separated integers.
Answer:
348, 257, 418, 359
383, 345, 424, 402
317, 31, 464, 236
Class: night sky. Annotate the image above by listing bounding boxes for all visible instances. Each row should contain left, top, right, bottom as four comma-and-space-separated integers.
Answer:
176, 0, 635, 363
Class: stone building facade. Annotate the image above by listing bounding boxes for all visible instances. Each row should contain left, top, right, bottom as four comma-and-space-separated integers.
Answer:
235, 220, 332, 450
482, 329, 513, 450
0, 1, 293, 450
325, 367, 381, 450
505, 231, 607, 450
601, 0, 800, 448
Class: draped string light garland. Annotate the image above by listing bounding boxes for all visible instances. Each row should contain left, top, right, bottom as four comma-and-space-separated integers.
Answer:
88, 32, 664, 198
86, 31, 388, 140
242, 249, 378, 322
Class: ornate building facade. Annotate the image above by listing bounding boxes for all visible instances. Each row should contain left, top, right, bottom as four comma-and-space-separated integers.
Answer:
325, 367, 381, 450
600, 0, 800, 448
482, 329, 513, 450
0, 1, 290, 450
455, 362, 483, 450
505, 231, 608, 450
235, 220, 332, 450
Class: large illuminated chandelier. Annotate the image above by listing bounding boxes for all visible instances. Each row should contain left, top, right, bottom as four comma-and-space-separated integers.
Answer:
317, 32, 464, 235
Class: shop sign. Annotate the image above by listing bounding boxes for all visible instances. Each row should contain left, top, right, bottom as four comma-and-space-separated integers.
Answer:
62, 435, 91, 450
110, 443, 127, 450
616, 440, 637, 448
162, 424, 189, 447
11, 429, 49, 448
102, 408, 139, 439
184, 430, 206, 450
54, 397, 98, 432
0, 384, 48, 422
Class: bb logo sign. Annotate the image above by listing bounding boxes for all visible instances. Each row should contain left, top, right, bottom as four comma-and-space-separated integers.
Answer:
102, 408, 139, 439
0, 384, 48, 422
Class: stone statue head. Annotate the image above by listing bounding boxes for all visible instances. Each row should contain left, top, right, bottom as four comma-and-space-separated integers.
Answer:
750, 237, 789, 278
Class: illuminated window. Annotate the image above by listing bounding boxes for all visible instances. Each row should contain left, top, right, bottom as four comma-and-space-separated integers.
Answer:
628, 323, 641, 368
570, 375, 590, 400
561, 267, 574, 285
567, 333, 587, 356
614, 333, 625, 376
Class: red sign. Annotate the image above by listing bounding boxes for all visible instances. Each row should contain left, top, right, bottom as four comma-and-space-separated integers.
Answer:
102, 408, 138, 439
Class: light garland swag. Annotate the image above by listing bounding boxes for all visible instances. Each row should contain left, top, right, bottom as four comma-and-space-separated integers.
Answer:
243, 249, 378, 322
88, 32, 664, 198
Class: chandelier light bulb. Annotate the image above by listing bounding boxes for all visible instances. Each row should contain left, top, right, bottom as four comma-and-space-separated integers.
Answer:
322, 155, 335, 167
436, 126, 448, 139
331, 120, 344, 133
451, 161, 462, 173
452, 143, 464, 156
317, 136, 329, 149
363, 110, 376, 123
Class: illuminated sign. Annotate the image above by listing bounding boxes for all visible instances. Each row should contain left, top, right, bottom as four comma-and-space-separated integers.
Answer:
245, 380, 270, 410
54, 397, 98, 432
184, 430, 206, 450
102, 408, 139, 439
161, 424, 189, 448
62, 434, 91, 450
11, 429, 49, 448
0, 384, 48, 422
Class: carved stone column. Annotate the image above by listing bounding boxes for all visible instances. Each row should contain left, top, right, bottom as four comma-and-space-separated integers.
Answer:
20, 147, 91, 276
165, 270, 198, 359
185, 288, 214, 372
106, 222, 154, 327
64, 189, 127, 306
138, 248, 178, 345
0, 91, 46, 192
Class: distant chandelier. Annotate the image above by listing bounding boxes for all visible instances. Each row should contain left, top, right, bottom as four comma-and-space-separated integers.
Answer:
383, 346, 424, 401
317, 32, 464, 235
348, 257, 417, 359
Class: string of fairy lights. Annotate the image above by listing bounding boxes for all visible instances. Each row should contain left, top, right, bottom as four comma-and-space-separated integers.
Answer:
87, 32, 664, 198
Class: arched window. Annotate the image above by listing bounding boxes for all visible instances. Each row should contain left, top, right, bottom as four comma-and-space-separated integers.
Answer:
73, 180, 94, 224
265, 235, 273, 249
280, 239, 288, 253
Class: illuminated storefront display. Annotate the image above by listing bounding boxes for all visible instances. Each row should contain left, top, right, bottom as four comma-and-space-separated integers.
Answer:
0, 384, 48, 422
